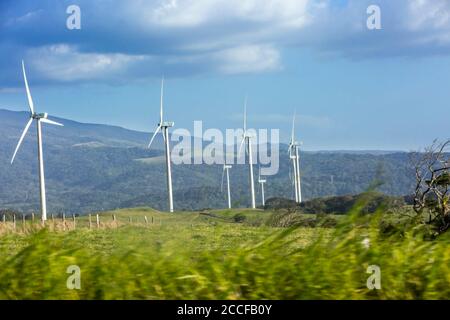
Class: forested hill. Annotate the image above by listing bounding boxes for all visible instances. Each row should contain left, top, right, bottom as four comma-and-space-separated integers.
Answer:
0, 109, 416, 214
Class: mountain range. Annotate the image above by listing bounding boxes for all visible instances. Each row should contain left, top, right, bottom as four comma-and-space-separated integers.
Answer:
0, 109, 416, 214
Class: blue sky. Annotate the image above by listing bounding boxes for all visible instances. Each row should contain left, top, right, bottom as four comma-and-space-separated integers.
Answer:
0, 0, 449, 150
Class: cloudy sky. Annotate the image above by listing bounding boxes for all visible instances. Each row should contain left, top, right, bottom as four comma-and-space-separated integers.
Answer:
0, 0, 449, 150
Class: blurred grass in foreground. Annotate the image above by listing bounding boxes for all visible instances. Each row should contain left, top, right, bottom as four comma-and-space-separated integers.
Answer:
0, 205, 449, 300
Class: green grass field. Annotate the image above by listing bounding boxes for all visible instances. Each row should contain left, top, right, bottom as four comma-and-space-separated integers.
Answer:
0, 206, 449, 300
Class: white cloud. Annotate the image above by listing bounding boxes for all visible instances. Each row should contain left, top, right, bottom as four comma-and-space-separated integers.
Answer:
5, 9, 44, 26
214, 44, 281, 74
149, 0, 310, 27
28, 45, 146, 82
407, 0, 450, 31
3, 0, 450, 85
0, 87, 22, 93
24, 42, 281, 82
404, 0, 450, 46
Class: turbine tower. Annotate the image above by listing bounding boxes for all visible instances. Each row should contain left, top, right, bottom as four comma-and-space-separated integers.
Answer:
221, 164, 232, 209
239, 97, 256, 209
11, 61, 64, 222
258, 167, 267, 206
148, 78, 175, 213
288, 110, 302, 203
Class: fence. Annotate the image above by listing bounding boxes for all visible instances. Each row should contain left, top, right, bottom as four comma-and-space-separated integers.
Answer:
0, 213, 161, 234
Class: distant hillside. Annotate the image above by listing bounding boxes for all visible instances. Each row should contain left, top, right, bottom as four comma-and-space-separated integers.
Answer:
0, 109, 417, 214
0, 109, 163, 149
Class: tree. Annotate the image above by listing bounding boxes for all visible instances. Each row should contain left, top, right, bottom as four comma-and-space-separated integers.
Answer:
412, 139, 450, 234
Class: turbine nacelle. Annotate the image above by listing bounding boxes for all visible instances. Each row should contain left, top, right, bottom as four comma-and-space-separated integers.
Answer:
159, 121, 174, 128
288, 141, 303, 157
223, 164, 232, 170
289, 140, 302, 147
243, 131, 255, 139
33, 112, 48, 119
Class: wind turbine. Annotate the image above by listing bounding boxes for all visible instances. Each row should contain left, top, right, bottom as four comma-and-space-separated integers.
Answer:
239, 97, 256, 209
221, 164, 232, 209
148, 78, 175, 213
11, 61, 64, 222
258, 166, 267, 206
288, 110, 302, 203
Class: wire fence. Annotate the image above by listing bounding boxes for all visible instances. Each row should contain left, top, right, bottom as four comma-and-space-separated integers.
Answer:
0, 213, 162, 235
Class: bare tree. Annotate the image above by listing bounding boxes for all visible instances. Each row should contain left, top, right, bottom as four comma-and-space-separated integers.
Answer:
412, 139, 450, 234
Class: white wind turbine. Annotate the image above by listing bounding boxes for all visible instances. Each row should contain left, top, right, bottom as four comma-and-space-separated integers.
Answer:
258, 166, 267, 206
221, 164, 232, 209
288, 110, 302, 203
148, 78, 175, 213
11, 61, 64, 222
239, 97, 256, 209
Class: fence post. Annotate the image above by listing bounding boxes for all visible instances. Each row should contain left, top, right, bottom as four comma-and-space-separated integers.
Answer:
96, 214, 100, 229
129, 217, 132, 223
72, 214, 76, 230
2, 214, 5, 224
22, 214, 26, 228
89, 214, 92, 229
13, 214, 16, 230
151, 216, 154, 224
32, 212, 35, 222
144, 216, 148, 225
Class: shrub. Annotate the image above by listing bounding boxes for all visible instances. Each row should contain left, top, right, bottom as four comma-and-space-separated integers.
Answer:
233, 213, 246, 223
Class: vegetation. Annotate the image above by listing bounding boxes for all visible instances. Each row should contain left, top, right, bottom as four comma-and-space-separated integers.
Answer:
412, 139, 450, 235
264, 192, 406, 214
0, 199, 449, 300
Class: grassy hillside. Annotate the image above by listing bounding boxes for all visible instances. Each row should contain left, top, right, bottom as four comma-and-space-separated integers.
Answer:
0, 206, 448, 299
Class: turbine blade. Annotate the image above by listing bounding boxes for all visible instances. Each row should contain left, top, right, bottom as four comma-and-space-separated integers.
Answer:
11, 117, 33, 164
291, 109, 296, 144
238, 137, 246, 156
22, 60, 34, 114
160, 77, 164, 124
148, 125, 162, 149
40, 118, 64, 126
243, 95, 247, 132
